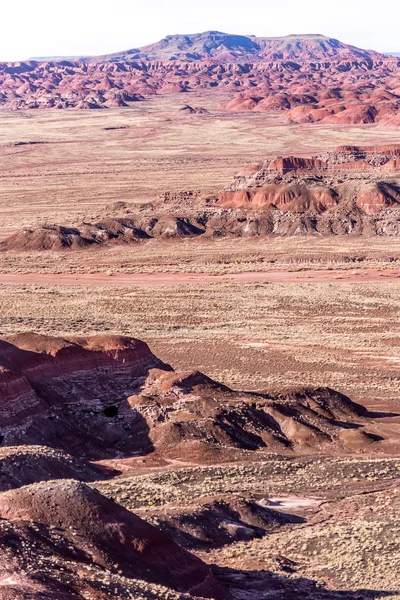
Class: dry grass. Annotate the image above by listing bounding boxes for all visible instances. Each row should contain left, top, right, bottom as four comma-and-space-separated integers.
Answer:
95, 457, 400, 598
3, 235, 400, 275
1, 279, 400, 404
2, 92, 400, 233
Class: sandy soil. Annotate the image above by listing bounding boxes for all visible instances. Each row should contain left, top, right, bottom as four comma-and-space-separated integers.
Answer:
2, 277, 400, 404
2, 92, 400, 232
1, 100, 400, 599
1, 266, 400, 286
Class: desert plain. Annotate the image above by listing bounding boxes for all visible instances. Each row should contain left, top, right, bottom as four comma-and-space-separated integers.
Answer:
0, 34, 400, 600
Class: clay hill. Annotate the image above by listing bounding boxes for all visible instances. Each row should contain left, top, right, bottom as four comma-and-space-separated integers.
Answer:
0, 479, 227, 600
3, 144, 400, 245
216, 144, 400, 235
0, 333, 388, 461
0, 332, 396, 599
0, 215, 206, 250
144, 496, 304, 550
222, 84, 400, 126
0, 32, 399, 117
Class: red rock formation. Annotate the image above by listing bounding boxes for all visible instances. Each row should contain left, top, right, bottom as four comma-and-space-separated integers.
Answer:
0, 479, 227, 599
0, 333, 384, 459
0, 333, 171, 450
0, 33, 399, 116
268, 156, 328, 174
383, 159, 400, 169
331, 161, 374, 172
221, 146, 400, 219
219, 184, 338, 213
223, 77, 400, 126
356, 183, 400, 214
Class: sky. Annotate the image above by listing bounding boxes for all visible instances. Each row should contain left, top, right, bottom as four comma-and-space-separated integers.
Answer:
2, 0, 399, 61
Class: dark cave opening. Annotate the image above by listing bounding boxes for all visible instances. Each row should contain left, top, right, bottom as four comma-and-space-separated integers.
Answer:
104, 406, 119, 418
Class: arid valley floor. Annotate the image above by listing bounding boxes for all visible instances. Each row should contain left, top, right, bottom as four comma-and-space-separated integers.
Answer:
1, 50, 400, 599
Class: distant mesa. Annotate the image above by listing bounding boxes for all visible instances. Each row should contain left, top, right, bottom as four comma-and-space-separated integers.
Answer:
91, 32, 387, 63
0, 31, 399, 114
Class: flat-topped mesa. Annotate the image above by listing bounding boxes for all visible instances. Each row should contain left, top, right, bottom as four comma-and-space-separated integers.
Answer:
1, 32, 400, 111
229, 145, 400, 188
268, 156, 328, 175
322, 144, 400, 167
219, 146, 400, 220
334, 144, 400, 155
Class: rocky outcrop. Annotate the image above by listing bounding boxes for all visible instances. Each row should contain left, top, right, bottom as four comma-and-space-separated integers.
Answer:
0, 333, 171, 457
0, 334, 385, 460
215, 145, 400, 233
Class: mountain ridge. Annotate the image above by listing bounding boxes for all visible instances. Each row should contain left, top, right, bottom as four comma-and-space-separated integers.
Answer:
1, 32, 399, 112
87, 31, 386, 63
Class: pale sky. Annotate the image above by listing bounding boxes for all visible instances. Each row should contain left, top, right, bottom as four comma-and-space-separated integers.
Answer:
2, 0, 399, 61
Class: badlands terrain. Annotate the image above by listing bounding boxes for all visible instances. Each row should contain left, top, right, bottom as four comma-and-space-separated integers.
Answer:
0, 31, 399, 599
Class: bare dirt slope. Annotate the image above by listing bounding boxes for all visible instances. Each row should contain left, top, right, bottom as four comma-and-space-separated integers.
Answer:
0, 333, 398, 599
1, 333, 393, 461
